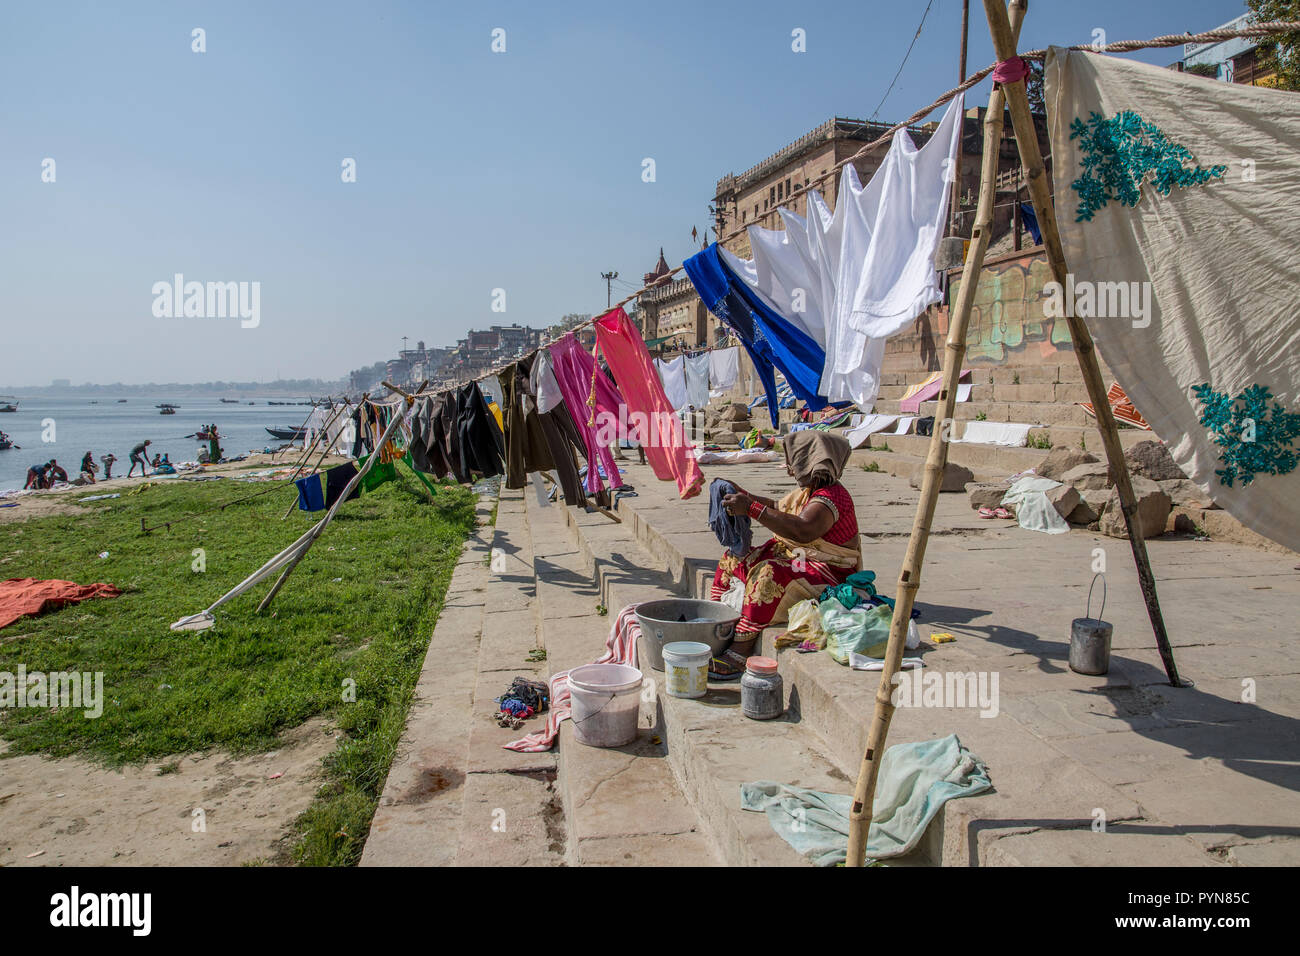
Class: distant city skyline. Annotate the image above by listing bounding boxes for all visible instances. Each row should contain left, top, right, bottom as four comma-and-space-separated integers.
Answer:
0, 0, 1249, 385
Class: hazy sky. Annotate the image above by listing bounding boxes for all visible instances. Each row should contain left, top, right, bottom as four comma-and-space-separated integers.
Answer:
0, 0, 1247, 386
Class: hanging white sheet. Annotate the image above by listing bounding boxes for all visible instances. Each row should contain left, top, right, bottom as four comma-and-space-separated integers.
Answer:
708, 345, 740, 390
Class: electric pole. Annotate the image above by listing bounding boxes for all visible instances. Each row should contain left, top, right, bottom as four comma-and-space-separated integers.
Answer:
601, 270, 619, 309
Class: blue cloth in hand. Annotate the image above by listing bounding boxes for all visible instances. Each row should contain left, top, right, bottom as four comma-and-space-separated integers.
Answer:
709, 478, 752, 557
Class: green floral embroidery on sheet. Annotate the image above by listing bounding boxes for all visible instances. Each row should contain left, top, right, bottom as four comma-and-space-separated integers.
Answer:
1070, 110, 1228, 221
1192, 383, 1300, 488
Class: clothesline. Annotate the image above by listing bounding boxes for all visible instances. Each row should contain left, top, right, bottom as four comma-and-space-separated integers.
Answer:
443, 19, 1300, 393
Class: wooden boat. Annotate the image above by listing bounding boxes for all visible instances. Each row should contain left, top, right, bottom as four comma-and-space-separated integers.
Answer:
159, 403, 179, 416
265, 425, 307, 440
220, 398, 239, 404
0, 395, 18, 413
0, 433, 14, 450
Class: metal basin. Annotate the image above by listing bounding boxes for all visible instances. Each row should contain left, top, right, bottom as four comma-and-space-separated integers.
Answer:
636, 598, 740, 671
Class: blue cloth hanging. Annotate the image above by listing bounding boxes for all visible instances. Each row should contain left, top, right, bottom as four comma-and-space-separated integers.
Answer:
683, 244, 829, 427
1019, 201, 1042, 245
295, 473, 325, 512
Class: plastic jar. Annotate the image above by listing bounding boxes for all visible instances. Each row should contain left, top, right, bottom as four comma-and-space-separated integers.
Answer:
741, 656, 783, 720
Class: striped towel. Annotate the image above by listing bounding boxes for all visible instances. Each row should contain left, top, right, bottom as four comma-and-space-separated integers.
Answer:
1078, 382, 1151, 431
503, 604, 642, 752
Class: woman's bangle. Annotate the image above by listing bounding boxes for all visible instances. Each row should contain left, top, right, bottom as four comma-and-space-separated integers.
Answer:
748, 500, 766, 520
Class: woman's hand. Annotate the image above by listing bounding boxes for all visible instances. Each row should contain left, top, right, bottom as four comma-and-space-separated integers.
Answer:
722, 492, 753, 517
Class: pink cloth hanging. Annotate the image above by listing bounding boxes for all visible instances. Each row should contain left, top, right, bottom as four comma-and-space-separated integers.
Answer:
594, 307, 705, 500
548, 333, 623, 494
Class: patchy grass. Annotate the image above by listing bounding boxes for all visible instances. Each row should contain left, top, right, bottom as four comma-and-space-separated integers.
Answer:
0, 470, 477, 865
860, 461, 883, 473
1027, 433, 1054, 450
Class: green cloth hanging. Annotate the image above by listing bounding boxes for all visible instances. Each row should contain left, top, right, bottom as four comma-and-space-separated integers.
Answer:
357, 454, 398, 492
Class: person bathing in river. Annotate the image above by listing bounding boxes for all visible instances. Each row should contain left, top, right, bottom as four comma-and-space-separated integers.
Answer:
708, 430, 861, 679
45, 459, 69, 486
101, 453, 117, 479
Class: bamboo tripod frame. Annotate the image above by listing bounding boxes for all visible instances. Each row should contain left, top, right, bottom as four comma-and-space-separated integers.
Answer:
845, 0, 1184, 867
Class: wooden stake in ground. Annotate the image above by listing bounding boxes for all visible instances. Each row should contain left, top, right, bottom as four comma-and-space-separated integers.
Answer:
845, 0, 1027, 869
982, 0, 1183, 687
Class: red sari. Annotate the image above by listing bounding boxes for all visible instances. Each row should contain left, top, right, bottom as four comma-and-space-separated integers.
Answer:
710, 483, 860, 635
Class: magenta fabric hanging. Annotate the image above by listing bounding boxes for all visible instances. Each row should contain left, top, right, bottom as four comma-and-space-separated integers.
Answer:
548, 333, 624, 494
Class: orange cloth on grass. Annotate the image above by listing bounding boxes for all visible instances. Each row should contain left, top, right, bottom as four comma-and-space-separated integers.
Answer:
0, 578, 122, 629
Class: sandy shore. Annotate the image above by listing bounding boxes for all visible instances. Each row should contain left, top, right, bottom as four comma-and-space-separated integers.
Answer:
0, 451, 350, 526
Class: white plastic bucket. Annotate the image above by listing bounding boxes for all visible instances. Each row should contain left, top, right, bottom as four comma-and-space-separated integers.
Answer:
568, 663, 643, 748
662, 641, 711, 699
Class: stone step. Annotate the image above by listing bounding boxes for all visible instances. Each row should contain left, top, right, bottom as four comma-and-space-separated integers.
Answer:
361, 496, 497, 867
526, 492, 722, 866
453, 489, 565, 866
549, 497, 851, 866
877, 361, 1107, 390
872, 398, 1093, 426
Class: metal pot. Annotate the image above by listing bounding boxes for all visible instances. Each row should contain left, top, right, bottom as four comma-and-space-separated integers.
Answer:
1070, 574, 1113, 676
635, 598, 739, 671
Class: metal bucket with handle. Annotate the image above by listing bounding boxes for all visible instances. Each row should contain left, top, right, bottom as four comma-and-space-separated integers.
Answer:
1070, 574, 1113, 676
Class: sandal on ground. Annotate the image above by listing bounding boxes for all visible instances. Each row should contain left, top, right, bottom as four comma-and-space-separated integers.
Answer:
993, 506, 1013, 519
978, 507, 995, 518
709, 649, 749, 681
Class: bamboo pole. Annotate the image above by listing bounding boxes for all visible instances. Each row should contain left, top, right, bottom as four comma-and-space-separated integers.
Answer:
256, 384, 427, 613
982, 0, 1184, 687
845, 0, 1028, 868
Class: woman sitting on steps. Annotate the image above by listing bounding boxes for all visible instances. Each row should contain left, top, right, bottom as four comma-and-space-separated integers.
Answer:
710, 430, 861, 679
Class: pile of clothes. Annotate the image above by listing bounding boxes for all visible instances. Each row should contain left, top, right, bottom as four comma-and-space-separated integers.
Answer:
775, 570, 921, 665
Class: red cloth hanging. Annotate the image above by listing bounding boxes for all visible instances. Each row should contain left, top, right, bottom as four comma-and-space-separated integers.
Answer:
593, 307, 705, 499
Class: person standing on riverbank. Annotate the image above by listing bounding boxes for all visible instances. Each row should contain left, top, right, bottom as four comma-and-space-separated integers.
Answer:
127, 440, 152, 478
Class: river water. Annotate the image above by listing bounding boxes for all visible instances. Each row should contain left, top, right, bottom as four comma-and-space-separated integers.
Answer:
0, 397, 317, 490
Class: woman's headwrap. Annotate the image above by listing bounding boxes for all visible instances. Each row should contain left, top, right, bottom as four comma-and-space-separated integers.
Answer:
783, 430, 851, 487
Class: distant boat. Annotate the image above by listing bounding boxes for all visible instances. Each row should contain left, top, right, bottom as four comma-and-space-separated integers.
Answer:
219, 398, 239, 404
156, 403, 180, 409
117, 399, 128, 403
160, 407, 177, 416
265, 425, 307, 440
247, 401, 255, 405
0, 395, 18, 413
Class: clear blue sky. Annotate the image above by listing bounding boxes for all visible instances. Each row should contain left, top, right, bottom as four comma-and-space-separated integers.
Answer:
0, 0, 1248, 386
